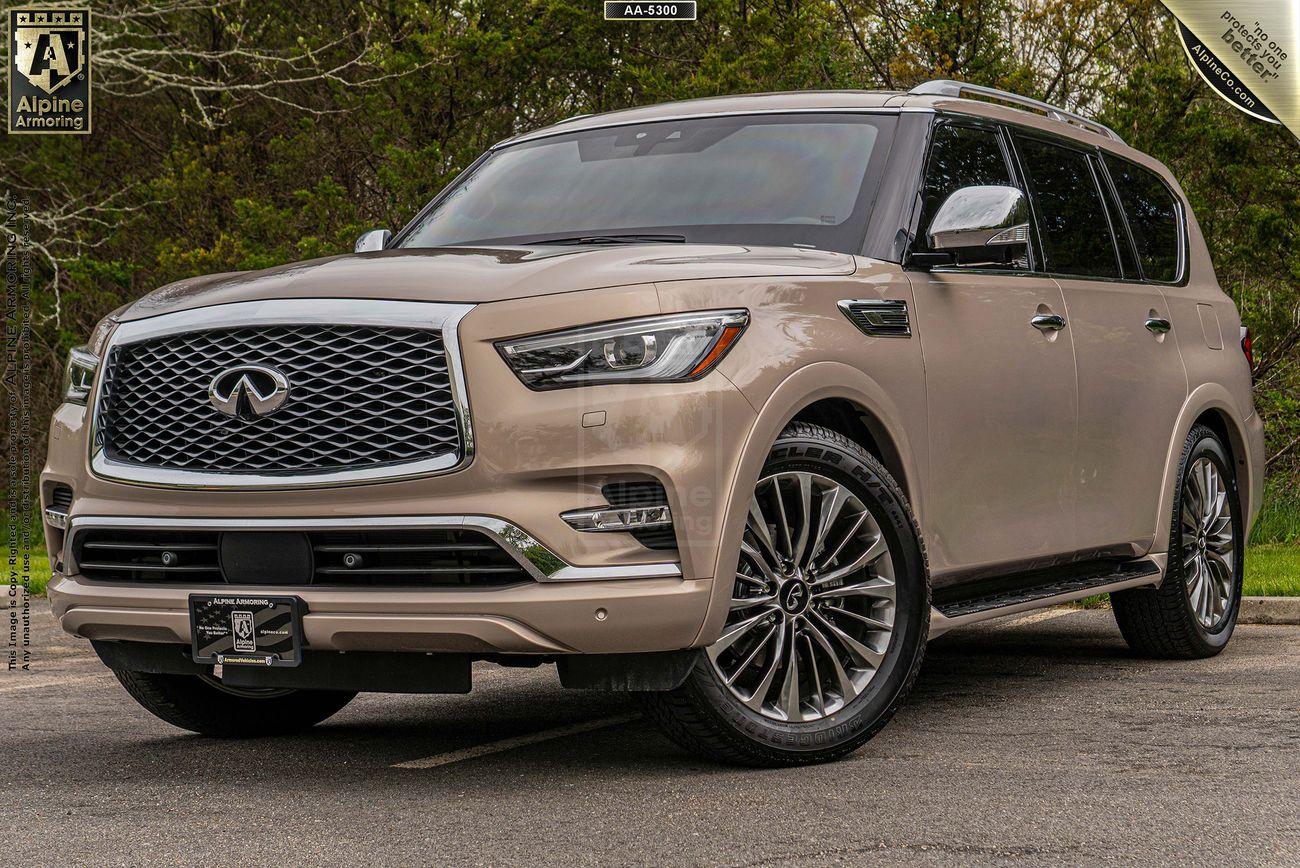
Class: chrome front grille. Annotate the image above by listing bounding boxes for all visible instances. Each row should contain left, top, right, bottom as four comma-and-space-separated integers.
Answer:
97, 323, 462, 476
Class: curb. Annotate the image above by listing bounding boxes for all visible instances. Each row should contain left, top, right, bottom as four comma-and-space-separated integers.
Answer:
1239, 596, 1300, 625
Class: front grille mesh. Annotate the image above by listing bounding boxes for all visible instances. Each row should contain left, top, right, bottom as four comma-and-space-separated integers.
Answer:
97, 325, 461, 474
77, 530, 223, 583
74, 528, 530, 588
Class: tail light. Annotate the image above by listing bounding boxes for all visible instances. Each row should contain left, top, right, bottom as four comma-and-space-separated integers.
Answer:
1240, 326, 1254, 372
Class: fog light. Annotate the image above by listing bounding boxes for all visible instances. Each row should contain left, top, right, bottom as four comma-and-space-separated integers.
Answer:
561, 505, 672, 532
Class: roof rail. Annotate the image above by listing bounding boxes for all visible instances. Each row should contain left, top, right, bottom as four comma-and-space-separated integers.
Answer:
908, 79, 1124, 144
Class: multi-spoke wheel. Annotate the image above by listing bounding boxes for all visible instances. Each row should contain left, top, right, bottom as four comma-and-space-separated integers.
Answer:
1113, 424, 1243, 658
1180, 456, 1236, 631
708, 471, 896, 722
641, 422, 929, 766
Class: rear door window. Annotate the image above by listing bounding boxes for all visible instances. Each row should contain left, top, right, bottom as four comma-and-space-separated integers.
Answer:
1102, 155, 1181, 282
1095, 155, 1139, 279
1014, 135, 1120, 278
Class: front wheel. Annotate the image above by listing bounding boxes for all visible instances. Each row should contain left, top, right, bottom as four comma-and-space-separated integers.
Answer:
1112, 424, 1244, 658
641, 422, 929, 766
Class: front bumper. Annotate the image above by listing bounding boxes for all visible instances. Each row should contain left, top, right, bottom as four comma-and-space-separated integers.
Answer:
49, 568, 712, 655
49, 513, 708, 655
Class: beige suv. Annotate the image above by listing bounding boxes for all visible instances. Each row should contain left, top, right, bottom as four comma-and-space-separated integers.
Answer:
42, 81, 1263, 765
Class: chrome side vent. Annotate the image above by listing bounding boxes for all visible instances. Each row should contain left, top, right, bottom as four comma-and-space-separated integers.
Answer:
601, 481, 677, 551
45, 485, 74, 529
838, 300, 911, 338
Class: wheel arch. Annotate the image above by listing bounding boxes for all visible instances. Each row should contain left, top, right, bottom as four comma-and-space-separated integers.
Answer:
787, 397, 914, 507
1153, 384, 1259, 553
692, 361, 925, 647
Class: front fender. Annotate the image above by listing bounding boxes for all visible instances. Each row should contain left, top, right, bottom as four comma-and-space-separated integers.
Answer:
692, 361, 925, 646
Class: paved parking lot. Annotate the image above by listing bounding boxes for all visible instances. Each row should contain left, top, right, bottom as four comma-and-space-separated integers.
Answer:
2, 602, 1297, 866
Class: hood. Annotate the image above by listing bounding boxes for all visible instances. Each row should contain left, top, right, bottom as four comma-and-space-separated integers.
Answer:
117, 244, 858, 321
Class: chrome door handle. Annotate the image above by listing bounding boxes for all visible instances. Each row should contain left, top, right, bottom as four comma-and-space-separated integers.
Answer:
1145, 317, 1172, 334
1030, 313, 1066, 332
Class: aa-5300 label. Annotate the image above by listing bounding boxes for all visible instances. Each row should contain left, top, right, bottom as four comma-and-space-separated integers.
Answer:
604, 2, 696, 21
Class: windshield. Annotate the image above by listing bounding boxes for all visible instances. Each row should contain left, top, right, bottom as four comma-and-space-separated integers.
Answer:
398, 113, 897, 254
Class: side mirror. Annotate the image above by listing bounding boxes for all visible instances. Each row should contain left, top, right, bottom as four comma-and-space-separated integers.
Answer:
355, 228, 392, 253
926, 185, 1029, 262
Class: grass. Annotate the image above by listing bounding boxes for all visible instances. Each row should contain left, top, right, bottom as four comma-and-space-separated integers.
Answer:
10, 551, 49, 598
1243, 544, 1300, 597
1241, 480, 1300, 596
1250, 479, 1300, 545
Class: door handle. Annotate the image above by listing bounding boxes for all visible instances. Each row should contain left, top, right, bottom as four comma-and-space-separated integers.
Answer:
1145, 317, 1172, 334
1030, 313, 1066, 332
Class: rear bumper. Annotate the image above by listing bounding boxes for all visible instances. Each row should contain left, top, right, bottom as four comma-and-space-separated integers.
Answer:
1245, 410, 1265, 540
49, 568, 713, 656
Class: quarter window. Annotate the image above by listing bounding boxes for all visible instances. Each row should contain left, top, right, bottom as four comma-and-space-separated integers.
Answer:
1014, 136, 1119, 278
916, 124, 1014, 252
1103, 155, 1181, 282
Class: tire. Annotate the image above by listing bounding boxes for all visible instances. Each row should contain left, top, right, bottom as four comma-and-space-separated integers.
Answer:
112, 669, 357, 737
641, 422, 929, 766
1111, 424, 1244, 659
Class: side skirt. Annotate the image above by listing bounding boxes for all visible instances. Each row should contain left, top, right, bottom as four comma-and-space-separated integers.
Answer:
928, 554, 1166, 638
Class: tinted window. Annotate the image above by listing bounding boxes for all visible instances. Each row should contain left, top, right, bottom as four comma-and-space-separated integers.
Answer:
1015, 136, 1119, 277
1103, 155, 1180, 281
1097, 157, 1139, 278
917, 124, 1013, 251
399, 114, 894, 254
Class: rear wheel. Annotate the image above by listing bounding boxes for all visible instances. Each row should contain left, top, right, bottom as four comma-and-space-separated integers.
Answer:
1112, 425, 1243, 658
113, 669, 356, 737
642, 422, 929, 766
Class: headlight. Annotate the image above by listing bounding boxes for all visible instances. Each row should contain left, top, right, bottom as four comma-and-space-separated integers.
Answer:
63, 346, 99, 405
497, 310, 749, 389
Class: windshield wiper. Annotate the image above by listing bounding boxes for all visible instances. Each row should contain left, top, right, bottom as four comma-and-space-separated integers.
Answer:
539, 233, 688, 246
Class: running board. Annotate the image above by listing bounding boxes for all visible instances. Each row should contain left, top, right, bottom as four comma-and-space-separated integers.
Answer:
928, 557, 1164, 637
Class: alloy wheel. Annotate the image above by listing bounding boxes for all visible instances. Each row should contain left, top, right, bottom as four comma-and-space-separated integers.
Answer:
1180, 456, 1236, 631
707, 471, 896, 722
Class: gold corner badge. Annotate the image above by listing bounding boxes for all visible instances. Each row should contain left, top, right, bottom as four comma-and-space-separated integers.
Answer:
8, 7, 91, 134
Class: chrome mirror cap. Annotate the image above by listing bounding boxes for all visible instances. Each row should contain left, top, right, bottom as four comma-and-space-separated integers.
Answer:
354, 228, 392, 253
928, 185, 1030, 252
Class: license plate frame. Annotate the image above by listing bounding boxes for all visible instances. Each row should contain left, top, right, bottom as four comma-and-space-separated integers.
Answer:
189, 594, 305, 668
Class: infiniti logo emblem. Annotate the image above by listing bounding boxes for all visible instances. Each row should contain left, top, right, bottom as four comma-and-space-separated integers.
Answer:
779, 580, 809, 614
208, 364, 290, 421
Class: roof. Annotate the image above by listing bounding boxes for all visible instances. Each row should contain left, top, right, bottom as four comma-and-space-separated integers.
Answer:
500, 82, 1133, 155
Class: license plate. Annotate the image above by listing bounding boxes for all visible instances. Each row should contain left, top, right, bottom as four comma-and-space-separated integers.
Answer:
189, 594, 304, 667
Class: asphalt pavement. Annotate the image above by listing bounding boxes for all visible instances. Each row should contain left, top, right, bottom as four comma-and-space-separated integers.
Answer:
2, 602, 1297, 866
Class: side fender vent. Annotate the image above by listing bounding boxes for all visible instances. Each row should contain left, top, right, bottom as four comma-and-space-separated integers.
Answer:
838, 300, 911, 338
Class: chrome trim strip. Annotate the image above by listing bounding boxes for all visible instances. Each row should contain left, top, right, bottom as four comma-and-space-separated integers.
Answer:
560, 505, 673, 532
63, 515, 683, 584
88, 299, 475, 490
